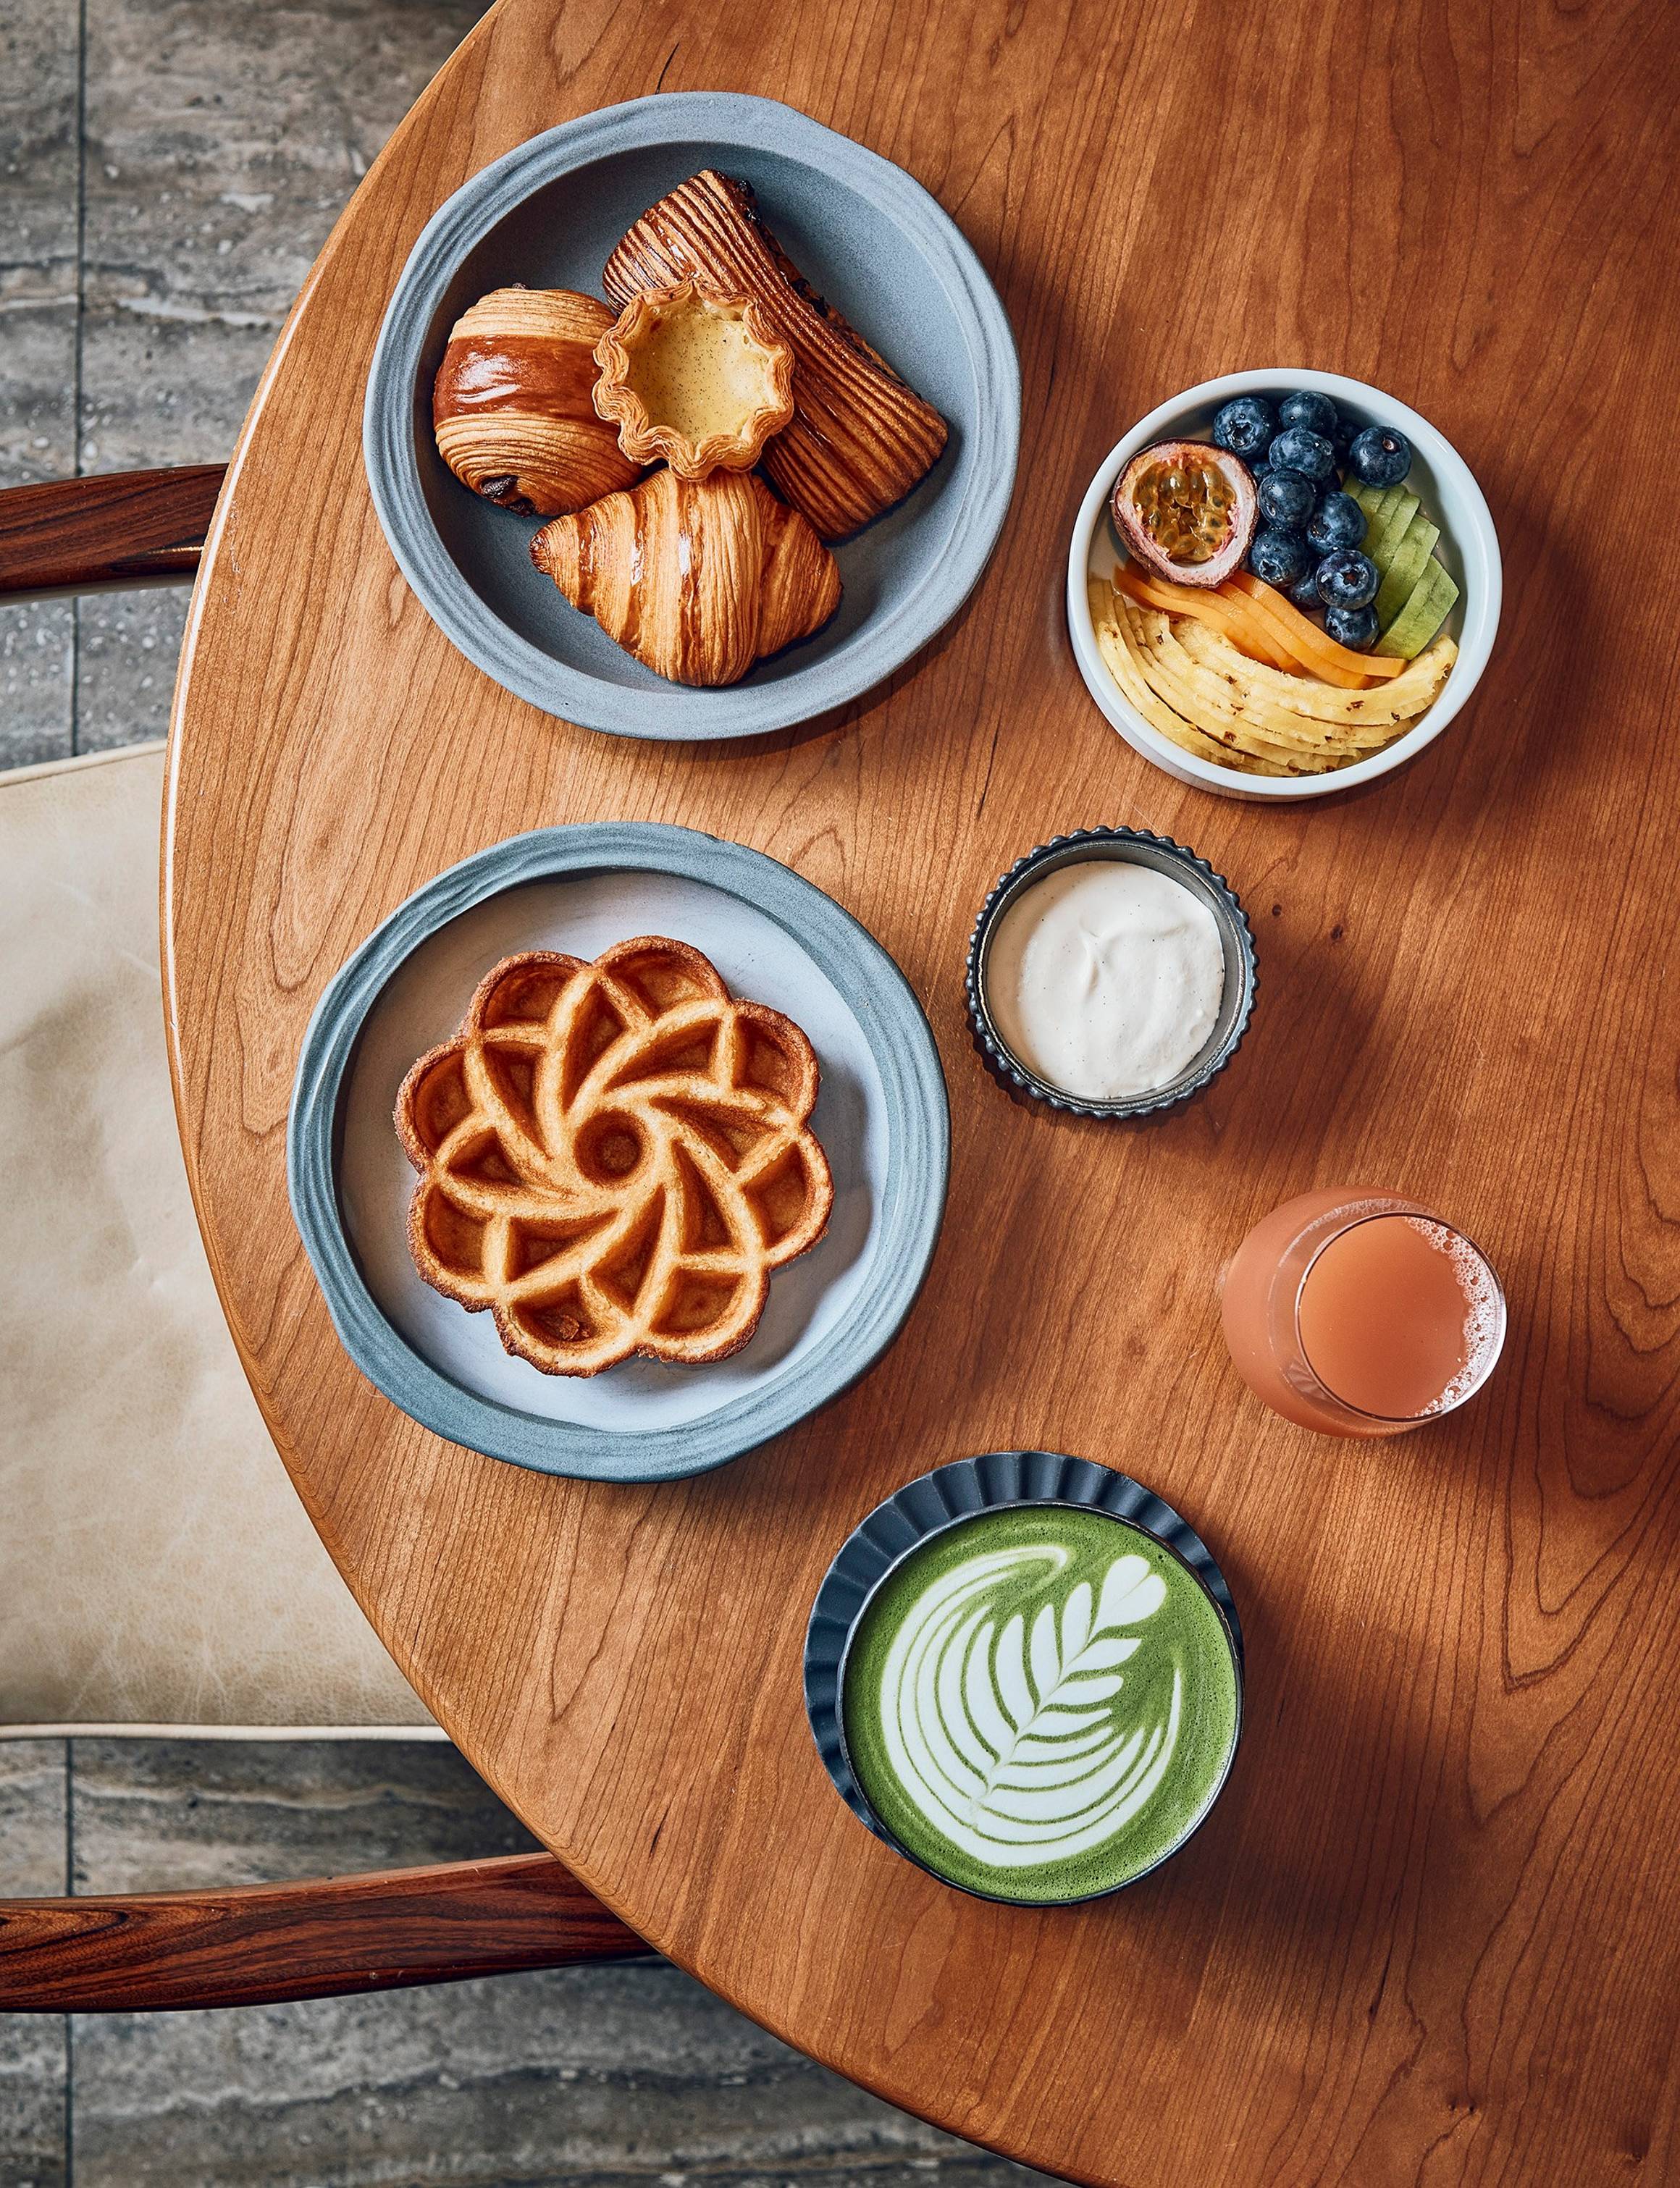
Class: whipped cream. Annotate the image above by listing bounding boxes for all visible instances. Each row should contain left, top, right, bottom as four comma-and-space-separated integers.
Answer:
986, 859, 1225, 1101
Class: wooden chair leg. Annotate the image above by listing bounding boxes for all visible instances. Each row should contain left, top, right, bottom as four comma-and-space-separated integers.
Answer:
0, 466, 226, 599
0, 1851, 655, 2012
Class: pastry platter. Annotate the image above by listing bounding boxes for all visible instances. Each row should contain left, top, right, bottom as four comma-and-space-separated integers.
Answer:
364, 91, 1020, 738
287, 823, 948, 1480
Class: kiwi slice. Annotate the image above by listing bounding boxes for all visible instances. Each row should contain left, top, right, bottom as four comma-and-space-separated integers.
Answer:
1367, 490, 1422, 580
1374, 516, 1441, 628
1348, 484, 1400, 555
1373, 558, 1459, 658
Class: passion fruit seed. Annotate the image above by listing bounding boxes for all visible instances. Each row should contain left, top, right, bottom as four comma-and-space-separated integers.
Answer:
1112, 439, 1258, 589
1131, 456, 1235, 564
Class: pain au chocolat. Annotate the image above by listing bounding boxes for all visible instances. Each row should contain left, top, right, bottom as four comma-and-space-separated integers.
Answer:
432, 287, 642, 516
602, 171, 948, 539
529, 467, 840, 687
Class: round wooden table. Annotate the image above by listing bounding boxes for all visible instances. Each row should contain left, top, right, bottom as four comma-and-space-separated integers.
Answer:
164, 4, 1680, 2179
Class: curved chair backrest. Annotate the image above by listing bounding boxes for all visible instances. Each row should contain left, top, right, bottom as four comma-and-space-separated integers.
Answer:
0, 465, 225, 599
0, 1853, 650, 2013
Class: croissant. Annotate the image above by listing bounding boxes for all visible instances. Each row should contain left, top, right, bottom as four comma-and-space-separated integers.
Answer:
432, 287, 642, 516
602, 172, 948, 540
529, 468, 841, 687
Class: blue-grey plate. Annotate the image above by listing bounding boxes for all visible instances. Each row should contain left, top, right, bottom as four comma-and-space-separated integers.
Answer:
287, 823, 949, 1481
804, 1449, 1243, 1897
364, 91, 1020, 739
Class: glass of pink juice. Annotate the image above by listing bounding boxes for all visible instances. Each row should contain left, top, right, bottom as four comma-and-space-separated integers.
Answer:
1219, 1188, 1505, 1436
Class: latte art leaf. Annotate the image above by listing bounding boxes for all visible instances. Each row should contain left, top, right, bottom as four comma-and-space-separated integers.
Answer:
877, 1544, 1183, 1868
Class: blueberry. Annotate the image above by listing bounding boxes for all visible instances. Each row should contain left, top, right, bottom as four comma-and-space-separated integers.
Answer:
1324, 603, 1379, 649
1278, 391, 1340, 439
1348, 425, 1411, 488
1306, 491, 1366, 553
1258, 470, 1314, 528
1267, 426, 1337, 482
1248, 526, 1311, 587
1211, 396, 1277, 459
1288, 566, 1326, 612
1316, 548, 1379, 610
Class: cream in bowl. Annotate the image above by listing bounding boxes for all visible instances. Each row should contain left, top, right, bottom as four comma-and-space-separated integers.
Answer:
966, 828, 1256, 1119
986, 860, 1225, 1102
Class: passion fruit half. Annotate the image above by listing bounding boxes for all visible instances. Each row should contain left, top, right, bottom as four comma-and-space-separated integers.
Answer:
1112, 440, 1256, 589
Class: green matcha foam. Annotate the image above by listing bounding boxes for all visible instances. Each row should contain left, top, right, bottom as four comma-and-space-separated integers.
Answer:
842, 1505, 1240, 1902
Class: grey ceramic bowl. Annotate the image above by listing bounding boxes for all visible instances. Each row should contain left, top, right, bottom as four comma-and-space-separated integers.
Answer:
803, 1449, 1244, 1904
364, 91, 1020, 739
965, 826, 1257, 1119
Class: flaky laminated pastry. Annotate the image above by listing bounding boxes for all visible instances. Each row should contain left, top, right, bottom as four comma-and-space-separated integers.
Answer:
529, 468, 840, 686
432, 286, 642, 516
395, 941, 833, 1376
603, 170, 948, 539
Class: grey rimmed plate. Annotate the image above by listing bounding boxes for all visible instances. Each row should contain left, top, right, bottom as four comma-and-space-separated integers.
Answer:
364, 91, 1020, 739
287, 823, 949, 1481
804, 1450, 1244, 1898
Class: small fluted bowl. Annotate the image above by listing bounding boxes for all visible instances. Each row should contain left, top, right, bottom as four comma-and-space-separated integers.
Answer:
803, 1449, 1244, 1904
592, 277, 795, 480
965, 825, 1256, 1120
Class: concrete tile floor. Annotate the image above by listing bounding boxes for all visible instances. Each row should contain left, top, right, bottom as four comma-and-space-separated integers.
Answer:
0, 4, 1055, 2184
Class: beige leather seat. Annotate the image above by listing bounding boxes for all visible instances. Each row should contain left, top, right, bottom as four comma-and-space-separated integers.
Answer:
0, 743, 436, 1737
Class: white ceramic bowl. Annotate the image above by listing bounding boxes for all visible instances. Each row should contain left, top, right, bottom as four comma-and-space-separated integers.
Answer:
1065, 368, 1502, 801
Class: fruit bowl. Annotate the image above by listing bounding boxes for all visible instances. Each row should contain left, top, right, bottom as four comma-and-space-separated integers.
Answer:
1066, 369, 1502, 801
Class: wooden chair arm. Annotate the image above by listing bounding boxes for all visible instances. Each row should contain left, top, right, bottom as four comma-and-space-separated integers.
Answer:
0, 1851, 654, 2012
0, 466, 226, 599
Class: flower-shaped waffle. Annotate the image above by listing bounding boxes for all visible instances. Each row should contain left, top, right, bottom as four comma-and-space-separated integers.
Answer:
395, 939, 833, 1377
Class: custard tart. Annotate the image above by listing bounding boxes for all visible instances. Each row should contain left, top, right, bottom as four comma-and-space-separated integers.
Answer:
592, 278, 794, 480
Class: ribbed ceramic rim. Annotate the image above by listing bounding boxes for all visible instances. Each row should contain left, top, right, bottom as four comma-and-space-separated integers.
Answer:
803, 1449, 1244, 1904
1065, 367, 1503, 801
364, 91, 1021, 740
963, 827, 1258, 1119
286, 822, 950, 1481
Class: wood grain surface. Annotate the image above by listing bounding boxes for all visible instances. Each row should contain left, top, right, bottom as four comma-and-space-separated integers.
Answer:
0, 466, 225, 597
162, 1, 1680, 2179
0, 1854, 650, 2013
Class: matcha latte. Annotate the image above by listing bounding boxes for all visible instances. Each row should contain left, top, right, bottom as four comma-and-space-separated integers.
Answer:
841, 1505, 1240, 1901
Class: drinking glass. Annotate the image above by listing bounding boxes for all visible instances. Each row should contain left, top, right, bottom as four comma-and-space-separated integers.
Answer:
1219, 1187, 1505, 1436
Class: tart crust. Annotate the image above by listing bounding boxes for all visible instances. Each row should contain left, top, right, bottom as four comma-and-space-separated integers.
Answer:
592, 278, 795, 481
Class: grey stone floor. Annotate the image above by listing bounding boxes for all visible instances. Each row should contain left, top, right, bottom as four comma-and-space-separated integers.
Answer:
1, 0, 492, 765
0, 3, 1051, 2183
